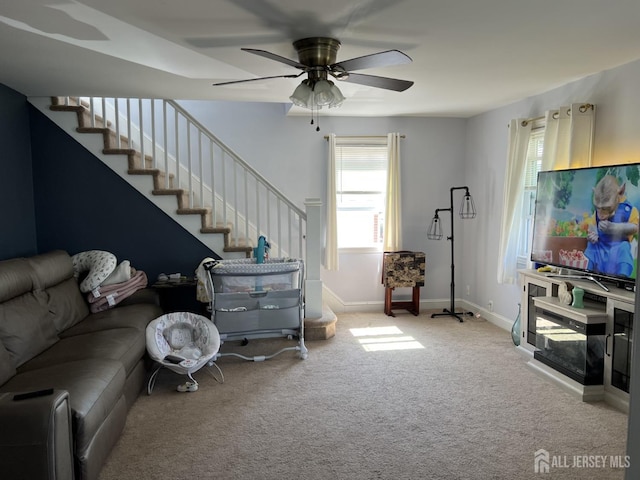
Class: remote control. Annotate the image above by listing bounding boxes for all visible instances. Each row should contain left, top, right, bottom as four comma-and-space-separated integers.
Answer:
163, 355, 184, 364
13, 388, 54, 401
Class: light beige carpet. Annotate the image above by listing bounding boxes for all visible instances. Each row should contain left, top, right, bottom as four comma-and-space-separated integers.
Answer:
99, 311, 628, 480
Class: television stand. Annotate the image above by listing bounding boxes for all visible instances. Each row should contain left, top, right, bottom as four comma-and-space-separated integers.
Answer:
545, 274, 609, 292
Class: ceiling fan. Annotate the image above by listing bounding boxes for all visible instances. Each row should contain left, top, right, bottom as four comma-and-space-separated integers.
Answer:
213, 37, 414, 107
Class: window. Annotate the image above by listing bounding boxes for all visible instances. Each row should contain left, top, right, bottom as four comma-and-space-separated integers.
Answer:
334, 137, 388, 249
516, 125, 545, 267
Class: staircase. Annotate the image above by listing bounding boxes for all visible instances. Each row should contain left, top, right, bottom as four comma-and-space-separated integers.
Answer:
36, 96, 306, 260
30, 95, 333, 334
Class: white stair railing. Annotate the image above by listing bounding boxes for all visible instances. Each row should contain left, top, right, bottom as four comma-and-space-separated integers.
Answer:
63, 96, 306, 259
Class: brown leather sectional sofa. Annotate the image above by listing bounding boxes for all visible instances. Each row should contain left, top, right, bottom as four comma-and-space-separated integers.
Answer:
0, 250, 163, 480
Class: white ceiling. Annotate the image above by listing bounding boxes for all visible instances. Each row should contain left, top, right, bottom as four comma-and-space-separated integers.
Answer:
2, 0, 640, 118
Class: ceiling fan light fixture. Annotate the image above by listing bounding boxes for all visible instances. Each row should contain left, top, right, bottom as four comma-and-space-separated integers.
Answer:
328, 83, 345, 108
289, 80, 314, 108
290, 78, 344, 110
313, 79, 335, 106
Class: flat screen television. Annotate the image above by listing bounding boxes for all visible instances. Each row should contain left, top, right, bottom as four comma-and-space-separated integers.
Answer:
530, 163, 640, 290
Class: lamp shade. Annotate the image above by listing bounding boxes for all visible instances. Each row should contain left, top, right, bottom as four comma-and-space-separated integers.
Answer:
427, 215, 443, 240
328, 83, 345, 108
289, 80, 314, 108
313, 79, 334, 106
459, 193, 476, 219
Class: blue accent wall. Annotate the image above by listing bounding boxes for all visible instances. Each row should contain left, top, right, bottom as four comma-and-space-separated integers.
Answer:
0, 82, 219, 282
0, 85, 38, 260
28, 104, 220, 281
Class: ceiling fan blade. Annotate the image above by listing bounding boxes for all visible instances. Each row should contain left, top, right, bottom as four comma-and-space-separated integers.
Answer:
213, 73, 302, 86
337, 72, 414, 92
242, 48, 306, 69
331, 49, 412, 72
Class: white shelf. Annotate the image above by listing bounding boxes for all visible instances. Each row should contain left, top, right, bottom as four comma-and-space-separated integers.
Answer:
532, 296, 607, 324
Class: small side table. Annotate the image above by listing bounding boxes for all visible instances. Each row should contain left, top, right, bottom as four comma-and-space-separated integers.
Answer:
382, 251, 426, 317
152, 277, 208, 315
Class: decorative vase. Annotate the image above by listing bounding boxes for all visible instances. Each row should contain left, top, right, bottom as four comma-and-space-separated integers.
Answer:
511, 303, 521, 346
572, 287, 585, 308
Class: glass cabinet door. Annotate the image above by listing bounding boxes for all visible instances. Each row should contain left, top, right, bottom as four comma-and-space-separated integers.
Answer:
611, 306, 633, 393
527, 283, 547, 347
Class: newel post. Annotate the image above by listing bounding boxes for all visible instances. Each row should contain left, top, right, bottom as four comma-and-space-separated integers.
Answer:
304, 198, 323, 318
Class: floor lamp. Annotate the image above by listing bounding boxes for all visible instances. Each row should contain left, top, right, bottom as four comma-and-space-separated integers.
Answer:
427, 186, 477, 322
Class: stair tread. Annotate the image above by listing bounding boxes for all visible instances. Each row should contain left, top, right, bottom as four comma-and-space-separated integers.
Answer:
77, 126, 109, 133
152, 189, 185, 195
201, 226, 231, 234
105, 148, 136, 155
50, 105, 84, 113
223, 246, 253, 253
128, 168, 161, 174
177, 207, 211, 214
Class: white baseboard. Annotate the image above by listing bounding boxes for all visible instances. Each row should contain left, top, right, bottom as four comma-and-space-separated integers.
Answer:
604, 390, 630, 414
322, 286, 513, 332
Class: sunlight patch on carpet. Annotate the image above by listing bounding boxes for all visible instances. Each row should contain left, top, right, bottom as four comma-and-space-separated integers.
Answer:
349, 326, 403, 337
349, 326, 424, 352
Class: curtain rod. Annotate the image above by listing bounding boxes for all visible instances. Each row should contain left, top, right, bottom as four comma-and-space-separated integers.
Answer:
520, 103, 594, 127
324, 134, 406, 140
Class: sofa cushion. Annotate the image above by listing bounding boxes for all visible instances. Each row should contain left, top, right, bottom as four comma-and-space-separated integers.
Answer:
0, 257, 32, 303
44, 278, 90, 333
0, 341, 16, 385
0, 292, 57, 368
18, 327, 145, 377
26, 250, 90, 332
27, 250, 75, 290
61, 303, 162, 337
0, 358, 126, 456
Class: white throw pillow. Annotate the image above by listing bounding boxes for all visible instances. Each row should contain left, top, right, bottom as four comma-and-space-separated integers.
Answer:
101, 260, 132, 286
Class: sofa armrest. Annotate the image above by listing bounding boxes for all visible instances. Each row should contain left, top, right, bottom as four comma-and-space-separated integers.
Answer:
0, 389, 75, 480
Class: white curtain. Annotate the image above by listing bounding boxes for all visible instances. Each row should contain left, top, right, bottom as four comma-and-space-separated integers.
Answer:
383, 133, 402, 251
497, 103, 595, 284
496, 119, 532, 284
325, 133, 339, 270
542, 103, 595, 171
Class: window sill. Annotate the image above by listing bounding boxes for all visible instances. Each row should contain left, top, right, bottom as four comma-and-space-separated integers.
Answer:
338, 247, 383, 254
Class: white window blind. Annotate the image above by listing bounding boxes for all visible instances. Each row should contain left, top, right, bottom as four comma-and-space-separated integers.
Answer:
517, 127, 545, 267
524, 130, 545, 188
334, 137, 388, 249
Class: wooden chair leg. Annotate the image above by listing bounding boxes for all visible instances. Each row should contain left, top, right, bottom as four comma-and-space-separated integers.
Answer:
411, 286, 420, 316
385, 286, 422, 316
384, 287, 395, 317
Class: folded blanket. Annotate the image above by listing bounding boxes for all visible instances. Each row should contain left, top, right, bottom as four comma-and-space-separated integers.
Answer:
195, 257, 216, 303
87, 269, 148, 313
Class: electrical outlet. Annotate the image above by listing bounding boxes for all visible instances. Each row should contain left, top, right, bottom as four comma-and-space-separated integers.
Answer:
466, 285, 470, 296
488, 301, 494, 312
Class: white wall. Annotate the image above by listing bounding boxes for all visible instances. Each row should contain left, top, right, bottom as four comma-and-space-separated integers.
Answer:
464, 58, 640, 325
179, 56, 640, 320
